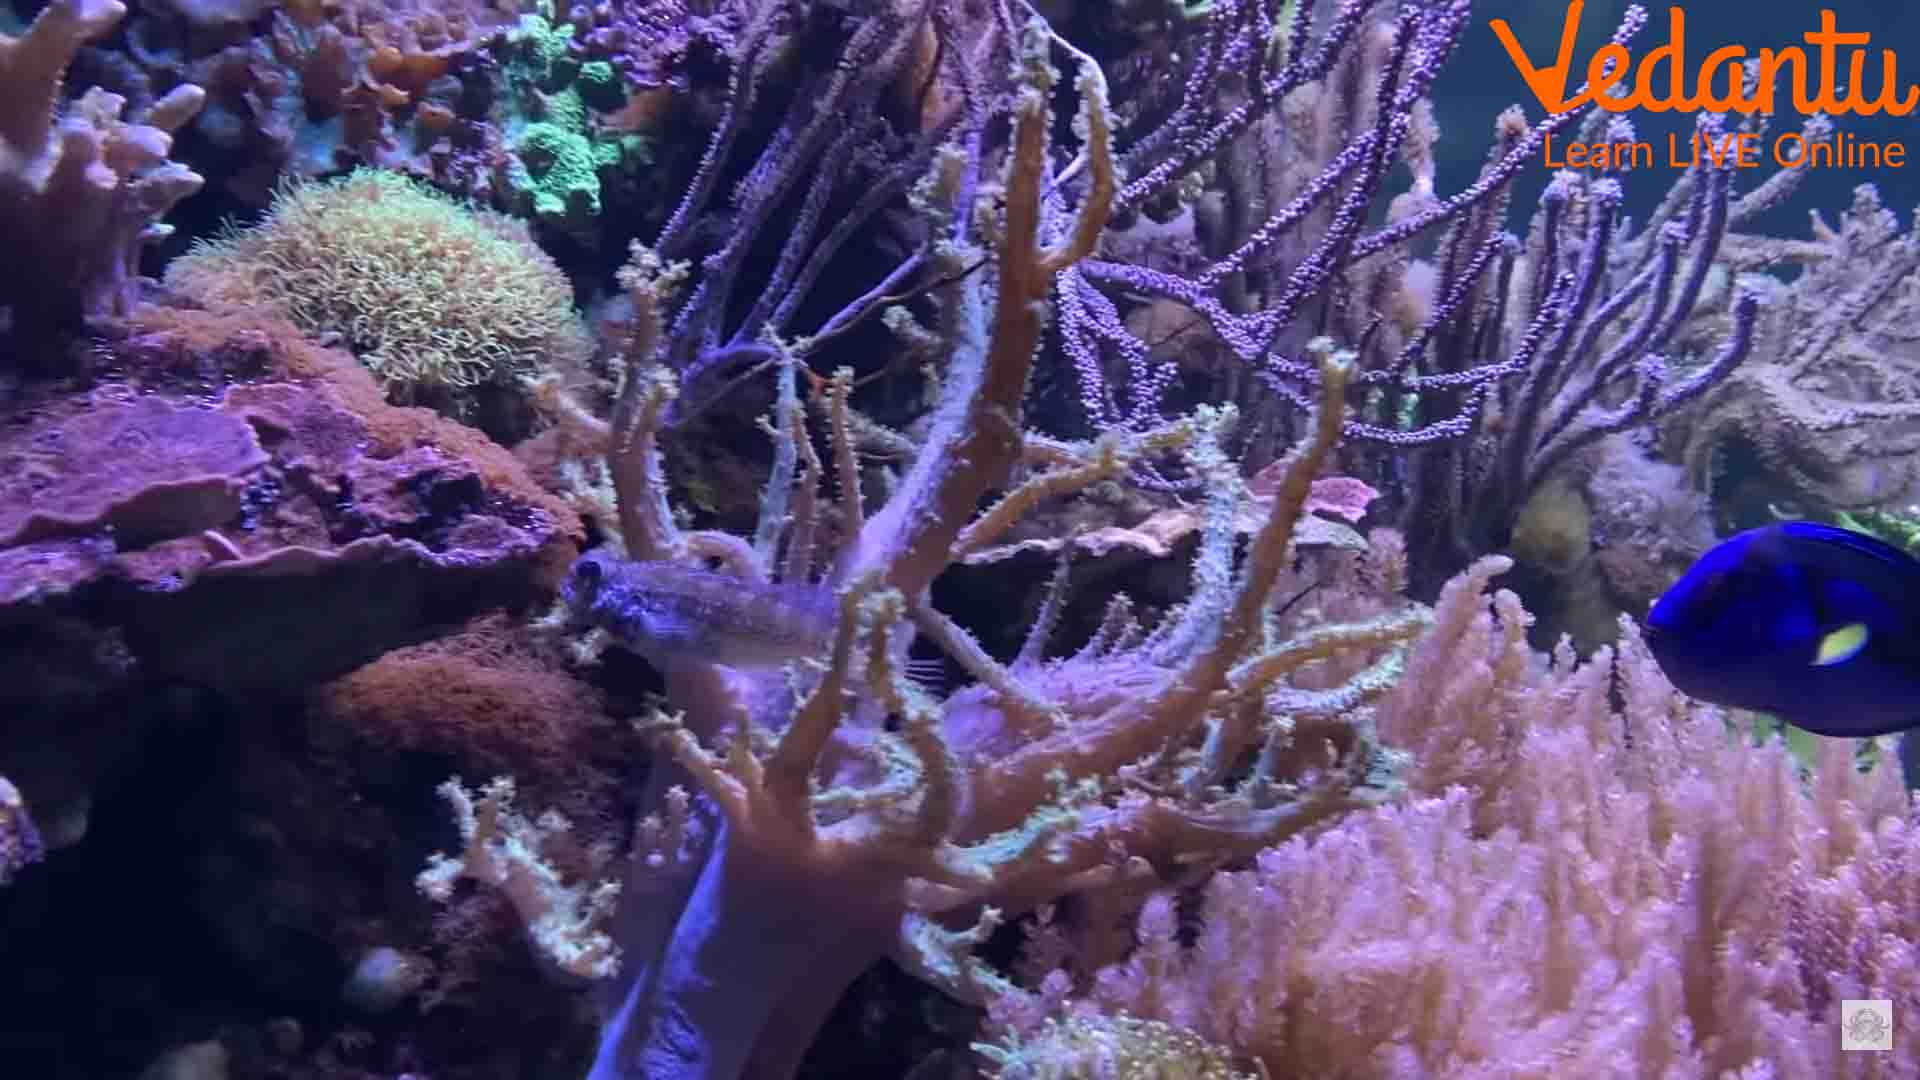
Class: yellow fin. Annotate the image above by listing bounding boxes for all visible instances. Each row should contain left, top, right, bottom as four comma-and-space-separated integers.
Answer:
1813, 622, 1869, 666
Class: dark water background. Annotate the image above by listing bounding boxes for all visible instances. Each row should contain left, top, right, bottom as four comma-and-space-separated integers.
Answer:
1442, 1, 1920, 237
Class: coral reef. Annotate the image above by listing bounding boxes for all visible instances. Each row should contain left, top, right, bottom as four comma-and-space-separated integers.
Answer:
113, 0, 519, 204
418, 13, 1446, 1078
593, 0, 986, 428
0, 307, 578, 853
98, 0, 676, 241
1041, 0, 1771, 598
6, 0, 1920, 1077
0, 299, 598, 1074
495, 10, 652, 240
569, 0, 748, 92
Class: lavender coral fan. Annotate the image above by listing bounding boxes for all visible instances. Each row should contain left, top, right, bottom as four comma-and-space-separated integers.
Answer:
1057, 0, 1772, 591
598, 0, 976, 424
407, 3, 1873, 1078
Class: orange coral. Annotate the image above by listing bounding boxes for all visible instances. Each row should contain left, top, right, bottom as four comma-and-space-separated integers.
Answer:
314, 614, 616, 795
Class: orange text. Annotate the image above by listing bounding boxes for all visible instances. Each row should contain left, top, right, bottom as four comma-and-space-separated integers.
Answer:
1490, 2, 1919, 116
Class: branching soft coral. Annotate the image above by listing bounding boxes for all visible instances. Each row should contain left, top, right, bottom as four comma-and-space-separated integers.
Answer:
985, 560, 1920, 1078
421, 15, 1436, 1080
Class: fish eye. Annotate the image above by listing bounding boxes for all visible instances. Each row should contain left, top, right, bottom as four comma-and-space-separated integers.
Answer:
574, 557, 603, 584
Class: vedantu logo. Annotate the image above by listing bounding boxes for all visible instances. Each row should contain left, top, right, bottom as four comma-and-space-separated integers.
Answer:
1490, 2, 1915, 169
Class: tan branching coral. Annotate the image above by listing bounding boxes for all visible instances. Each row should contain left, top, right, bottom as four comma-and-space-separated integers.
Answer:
423, 18, 1440, 1078
1678, 183, 1920, 514
0, 0, 205, 336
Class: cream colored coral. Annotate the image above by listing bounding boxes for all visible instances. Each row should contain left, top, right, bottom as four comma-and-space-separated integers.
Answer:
416, 776, 621, 980
167, 169, 588, 401
978, 1013, 1257, 1080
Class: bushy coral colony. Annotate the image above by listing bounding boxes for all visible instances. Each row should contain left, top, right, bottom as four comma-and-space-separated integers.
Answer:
1, 0, 1918, 1077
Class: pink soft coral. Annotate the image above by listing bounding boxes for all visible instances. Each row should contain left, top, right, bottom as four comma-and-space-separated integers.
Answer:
988, 559, 1920, 1079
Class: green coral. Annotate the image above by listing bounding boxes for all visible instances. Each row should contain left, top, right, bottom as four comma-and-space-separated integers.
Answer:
500, 14, 648, 234
1833, 507, 1920, 554
165, 169, 589, 411
512, 9, 577, 88
513, 119, 625, 220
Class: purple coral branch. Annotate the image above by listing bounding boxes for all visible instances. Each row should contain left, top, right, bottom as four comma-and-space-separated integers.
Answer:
1382, 230, 1511, 381
649, 0, 978, 425
1249, 135, 1404, 372
1118, 0, 1383, 207
1349, 2, 1648, 261
1653, 289, 1761, 415
1061, 0, 1570, 447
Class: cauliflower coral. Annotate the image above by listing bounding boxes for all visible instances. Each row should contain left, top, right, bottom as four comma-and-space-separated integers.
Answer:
166, 169, 589, 421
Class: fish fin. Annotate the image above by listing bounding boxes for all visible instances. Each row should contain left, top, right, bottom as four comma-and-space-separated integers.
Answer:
1812, 622, 1870, 666
1780, 521, 1920, 573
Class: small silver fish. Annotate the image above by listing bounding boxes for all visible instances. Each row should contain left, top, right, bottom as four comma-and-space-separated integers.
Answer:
563, 550, 836, 670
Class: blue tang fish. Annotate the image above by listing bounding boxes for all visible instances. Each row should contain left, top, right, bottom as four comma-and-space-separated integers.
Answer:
1646, 521, 1920, 738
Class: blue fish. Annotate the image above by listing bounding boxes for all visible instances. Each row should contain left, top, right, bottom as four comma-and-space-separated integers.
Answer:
1645, 521, 1920, 738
